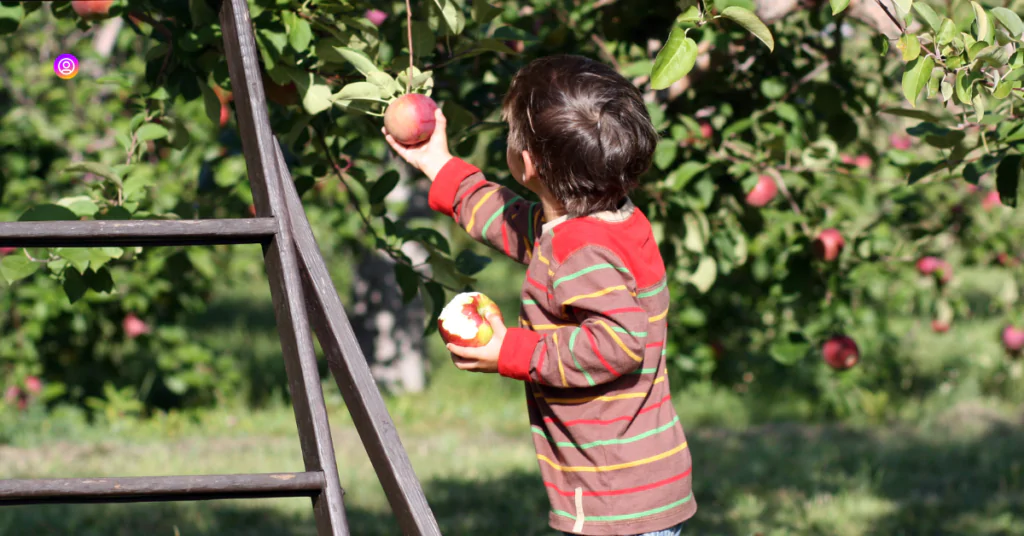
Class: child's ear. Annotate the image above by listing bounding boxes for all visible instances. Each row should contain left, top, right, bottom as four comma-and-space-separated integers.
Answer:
521, 150, 538, 183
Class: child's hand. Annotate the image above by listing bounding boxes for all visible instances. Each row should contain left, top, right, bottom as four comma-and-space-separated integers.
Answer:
382, 108, 453, 182
446, 311, 506, 373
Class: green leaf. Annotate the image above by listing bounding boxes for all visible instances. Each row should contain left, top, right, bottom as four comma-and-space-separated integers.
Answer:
421, 281, 446, 337
302, 82, 334, 115
0, 2, 24, 34
62, 268, 88, 304
936, 18, 957, 45
63, 161, 122, 186
996, 154, 1023, 208
369, 170, 400, 204
992, 7, 1024, 38
993, 79, 1014, 100
683, 212, 710, 253
893, 0, 913, 15
769, 332, 811, 366
333, 47, 380, 75
136, 123, 170, 143
971, 1, 990, 42
410, 20, 436, 58
650, 28, 698, 90
676, 5, 702, 24
972, 92, 985, 123
830, 0, 850, 15
688, 255, 717, 293
454, 250, 491, 276
471, 0, 502, 24
653, 139, 678, 170
19, 204, 79, 222
394, 264, 419, 304
288, 18, 312, 52
913, 3, 942, 31
0, 253, 36, 284
955, 70, 973, 104
760, 77, 786, 99
333, 81, 386, 102
719, 6, 775, 52
58, 248, 92, 273
898, 33, 921, 62
431, 0, 464, 35
123, 175, 154, 201
366, 71, 401, 99
57, 196, 99, 218
83, 267, 114, 293
186, 249, 217, 279
902, 56, 935, 107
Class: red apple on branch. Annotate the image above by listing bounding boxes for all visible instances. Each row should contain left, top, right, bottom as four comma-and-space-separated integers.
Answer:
24, 376, 42, 395
916, 256, 940, 275
72, 0, 115, 20
744, 175, 777, 207
438, 292, 503, 347
365, 9, 388, 26
822, 335, 859, 371
812, 228, 844, 262
384, 94, 439, 146
931, 320, 950, 333
123, 313, 150, 339
1003, 326, 1024, 354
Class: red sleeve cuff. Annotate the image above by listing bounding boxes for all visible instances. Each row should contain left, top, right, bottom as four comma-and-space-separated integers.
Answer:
498, 327, 541, 382
428, 157, 480, 218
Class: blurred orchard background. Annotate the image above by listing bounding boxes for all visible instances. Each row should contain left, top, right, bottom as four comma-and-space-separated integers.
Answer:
1, 0, 1024, 534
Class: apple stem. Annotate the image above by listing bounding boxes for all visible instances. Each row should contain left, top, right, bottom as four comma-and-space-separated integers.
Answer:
405, 0, 414, 92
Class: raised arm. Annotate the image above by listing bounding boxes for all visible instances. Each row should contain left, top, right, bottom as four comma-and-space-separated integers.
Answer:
497, 245, 649, 387
428, 157, 543, 265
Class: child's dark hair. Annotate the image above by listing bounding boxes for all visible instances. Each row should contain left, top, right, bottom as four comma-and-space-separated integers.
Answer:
501, 54, 658, 217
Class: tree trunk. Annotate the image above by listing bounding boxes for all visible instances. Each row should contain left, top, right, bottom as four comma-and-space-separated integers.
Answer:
349, 160, 432, 394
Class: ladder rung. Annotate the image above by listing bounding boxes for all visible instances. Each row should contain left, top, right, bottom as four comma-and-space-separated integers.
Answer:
0, 472, 325, 505
0, 218, 277, 248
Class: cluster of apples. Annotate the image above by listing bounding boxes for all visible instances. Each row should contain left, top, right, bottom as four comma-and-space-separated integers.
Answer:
4, 376, 42, 411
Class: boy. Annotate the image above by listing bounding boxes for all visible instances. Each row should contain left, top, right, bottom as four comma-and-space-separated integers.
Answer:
383, 54, 694, 536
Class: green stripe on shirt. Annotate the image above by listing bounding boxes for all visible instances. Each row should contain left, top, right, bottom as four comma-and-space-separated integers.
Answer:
532, 416, 679, 450
552, 263, 632, 289
637, 279, 667, 298
568, 327, 596, 386
480, 195, 523, 246
553, 492, 693, 522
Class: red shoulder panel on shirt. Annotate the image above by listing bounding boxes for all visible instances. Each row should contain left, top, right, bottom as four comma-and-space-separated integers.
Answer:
427, 157, 480, 218
550, 209, 666, 289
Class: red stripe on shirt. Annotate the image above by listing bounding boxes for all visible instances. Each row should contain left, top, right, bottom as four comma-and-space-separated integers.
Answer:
543, 394, 673, 427
544, 468, 691, 497
603, 307, 646, 316
646, 342, 664, 349
584, 325, 621, 378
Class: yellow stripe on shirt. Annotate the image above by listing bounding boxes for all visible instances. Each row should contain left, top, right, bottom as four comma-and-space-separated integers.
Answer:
537, 441, 688, 472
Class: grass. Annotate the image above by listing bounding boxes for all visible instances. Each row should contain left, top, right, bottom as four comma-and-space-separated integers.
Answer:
2, 247, 1024, 535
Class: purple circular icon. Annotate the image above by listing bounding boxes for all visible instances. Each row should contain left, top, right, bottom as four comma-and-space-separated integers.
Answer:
54, 54, 79, 79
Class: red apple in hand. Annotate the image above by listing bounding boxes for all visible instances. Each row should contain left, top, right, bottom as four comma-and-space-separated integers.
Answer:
812, 228, 844, 262
822, 335, 859, 371
383, 94, 438, 146
438, 292, 503, 347
72, 0, 115, 20
745, 175, 778, 207
1003, 326, 1024, 354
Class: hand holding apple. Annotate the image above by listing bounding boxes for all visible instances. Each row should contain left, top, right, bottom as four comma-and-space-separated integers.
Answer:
439, 292, 506, 373
382, 100, 452, 182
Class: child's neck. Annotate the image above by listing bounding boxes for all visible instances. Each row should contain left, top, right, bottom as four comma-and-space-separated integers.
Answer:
539, 191, 566, 224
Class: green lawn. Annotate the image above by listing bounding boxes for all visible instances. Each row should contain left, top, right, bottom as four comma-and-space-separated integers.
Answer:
2, 249, 1023, 535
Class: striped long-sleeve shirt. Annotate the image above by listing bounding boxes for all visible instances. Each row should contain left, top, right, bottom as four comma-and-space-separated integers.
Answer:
428, 158, 696, 535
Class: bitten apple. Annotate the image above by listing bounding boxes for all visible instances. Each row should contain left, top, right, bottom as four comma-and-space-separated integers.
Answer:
383, 94, 438, 146
438, 292, 503, 347
822, 335, 859, 371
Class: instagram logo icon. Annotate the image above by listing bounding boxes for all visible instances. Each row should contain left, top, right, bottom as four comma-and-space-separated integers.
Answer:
54, 54, 79, 80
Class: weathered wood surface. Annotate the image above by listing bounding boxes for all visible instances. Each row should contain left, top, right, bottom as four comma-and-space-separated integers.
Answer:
0, 472, 324, 505
220, 0, 349, 534
0, 219, 276, 247
277, 143, 442, 536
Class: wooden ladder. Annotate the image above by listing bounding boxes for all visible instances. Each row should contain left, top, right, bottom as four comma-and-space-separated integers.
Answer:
0, 0, 442, 534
